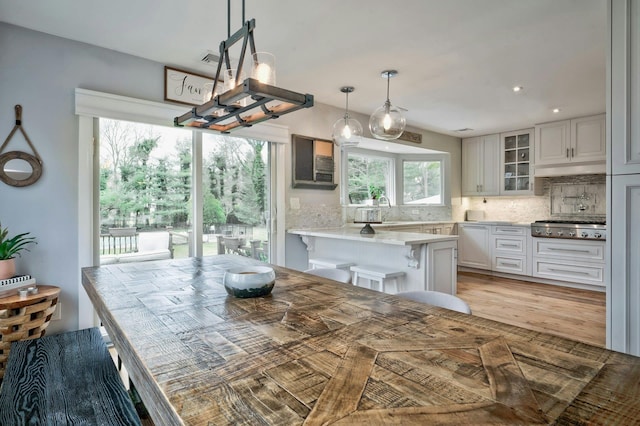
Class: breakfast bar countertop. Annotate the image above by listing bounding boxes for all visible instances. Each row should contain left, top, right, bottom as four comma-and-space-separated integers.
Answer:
82, 255, 640, 425
288, 227, 458, 245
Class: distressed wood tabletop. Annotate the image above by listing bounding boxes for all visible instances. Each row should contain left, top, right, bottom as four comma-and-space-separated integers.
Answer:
82, 255, 640, 425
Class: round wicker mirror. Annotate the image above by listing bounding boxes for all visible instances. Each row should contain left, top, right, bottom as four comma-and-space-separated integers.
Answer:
0, 151, 43, 187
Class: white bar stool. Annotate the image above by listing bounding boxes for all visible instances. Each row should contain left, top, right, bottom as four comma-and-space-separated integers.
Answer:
308, 257, 355, 271
350, 265, 405, 294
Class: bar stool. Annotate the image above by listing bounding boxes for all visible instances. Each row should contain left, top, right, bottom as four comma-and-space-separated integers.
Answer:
308, 257, 355, 271
350, 265, 405, 294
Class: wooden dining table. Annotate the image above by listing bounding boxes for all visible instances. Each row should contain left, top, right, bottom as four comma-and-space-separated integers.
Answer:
81, 255, 640, 425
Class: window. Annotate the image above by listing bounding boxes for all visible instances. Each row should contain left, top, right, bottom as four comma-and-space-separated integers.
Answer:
402, 160, 442, 204
97, 118, 272, 264
343, 149, 449, 206
346, 152, 393, 205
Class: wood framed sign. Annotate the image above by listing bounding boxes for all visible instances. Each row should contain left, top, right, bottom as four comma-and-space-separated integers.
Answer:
164, 66, 216, 106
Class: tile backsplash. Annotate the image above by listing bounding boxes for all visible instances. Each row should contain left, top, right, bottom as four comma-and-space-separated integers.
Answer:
453, 174, 606, 223
549, 183, 605, 216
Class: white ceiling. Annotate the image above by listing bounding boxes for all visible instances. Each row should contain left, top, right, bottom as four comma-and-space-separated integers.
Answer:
0, 0, 607, 138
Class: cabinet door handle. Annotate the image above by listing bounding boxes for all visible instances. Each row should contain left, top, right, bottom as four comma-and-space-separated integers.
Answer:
548, 268, 592, 276
499, 229, 520, 233
547, 247, 592, 254
566, 148, 569, 158
571, 148, 574, 157
500, 262, 520, 267
500, 244, 520, 248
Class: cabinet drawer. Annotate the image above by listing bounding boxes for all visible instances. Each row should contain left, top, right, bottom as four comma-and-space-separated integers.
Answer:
493, 256, 527, 275
493, 237, 526, 254
492, 226, 526, 236
533, 259, 604, 286
533, 239, 604, 262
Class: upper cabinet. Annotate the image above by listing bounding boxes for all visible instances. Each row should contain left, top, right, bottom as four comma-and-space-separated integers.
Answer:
534, 114, 606, 176
610, 0, 640, 176
462, 134, 500, 196
500, 129, 534, 195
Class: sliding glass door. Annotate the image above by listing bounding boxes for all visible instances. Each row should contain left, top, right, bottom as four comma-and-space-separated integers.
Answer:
97, 118, 272, 265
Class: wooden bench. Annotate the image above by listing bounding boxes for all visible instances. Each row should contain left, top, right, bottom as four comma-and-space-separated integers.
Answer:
0, 327, 141, 425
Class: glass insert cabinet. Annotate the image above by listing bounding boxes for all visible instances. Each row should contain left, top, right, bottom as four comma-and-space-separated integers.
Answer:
500, 129, 534, 195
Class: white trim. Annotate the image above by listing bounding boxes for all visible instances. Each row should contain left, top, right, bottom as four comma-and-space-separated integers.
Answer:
75, 88, 289, 327
77, 115, 96, 329
74, 88, 290, 143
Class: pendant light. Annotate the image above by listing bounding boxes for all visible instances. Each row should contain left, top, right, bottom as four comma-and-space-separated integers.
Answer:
369, 70, 406, 141
174, 0, 313, 133
332, 86, 363, 148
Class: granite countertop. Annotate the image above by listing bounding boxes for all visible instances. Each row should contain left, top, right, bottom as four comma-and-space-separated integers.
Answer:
288, 227, 458, 246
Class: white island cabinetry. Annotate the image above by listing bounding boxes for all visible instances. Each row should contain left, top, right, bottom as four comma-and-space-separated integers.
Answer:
288, 228, 458, 295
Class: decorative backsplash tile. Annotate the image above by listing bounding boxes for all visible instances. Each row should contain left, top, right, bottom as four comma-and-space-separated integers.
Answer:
288, 174, 607, 228
453, 174, 606, 223
550, 183, 605, 216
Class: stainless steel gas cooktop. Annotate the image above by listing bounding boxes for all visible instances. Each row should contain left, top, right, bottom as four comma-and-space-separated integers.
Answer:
530, 219, 606, 240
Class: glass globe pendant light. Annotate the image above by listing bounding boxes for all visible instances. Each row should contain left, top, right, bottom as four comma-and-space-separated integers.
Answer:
332, 86, 363, 148
369, 70, 406, 141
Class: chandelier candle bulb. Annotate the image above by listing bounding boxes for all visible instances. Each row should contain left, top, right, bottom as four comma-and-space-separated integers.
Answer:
223, 69, 247, 107
252, 52, 276, 85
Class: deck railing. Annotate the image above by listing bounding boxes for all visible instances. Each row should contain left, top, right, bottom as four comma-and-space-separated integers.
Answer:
100, 228, 138, 255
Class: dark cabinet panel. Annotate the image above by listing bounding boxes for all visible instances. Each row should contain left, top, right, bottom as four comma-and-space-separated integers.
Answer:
292, 134, 337, 189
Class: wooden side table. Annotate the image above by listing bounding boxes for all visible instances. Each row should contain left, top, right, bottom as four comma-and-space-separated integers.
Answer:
0, 285, 60, 379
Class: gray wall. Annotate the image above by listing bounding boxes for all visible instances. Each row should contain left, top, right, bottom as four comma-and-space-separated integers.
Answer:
0, 23, 168, 333
0, 22, 461, 331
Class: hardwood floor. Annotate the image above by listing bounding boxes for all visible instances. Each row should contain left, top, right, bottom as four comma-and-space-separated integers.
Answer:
456, 272, 606, 347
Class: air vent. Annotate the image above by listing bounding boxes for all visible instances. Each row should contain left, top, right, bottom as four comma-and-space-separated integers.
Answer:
200, 51, 220, 65
454, 128, 474, 132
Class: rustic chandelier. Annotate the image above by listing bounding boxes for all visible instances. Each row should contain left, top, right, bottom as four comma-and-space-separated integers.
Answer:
174, 0, 314, 133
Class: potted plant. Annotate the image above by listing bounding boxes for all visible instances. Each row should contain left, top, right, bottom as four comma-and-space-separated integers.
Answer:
366, 185, 383, 206
0, 222, 37, 280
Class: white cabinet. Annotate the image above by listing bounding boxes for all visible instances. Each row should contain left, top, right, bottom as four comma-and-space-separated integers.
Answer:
609, 0, 640, 356
532, 238, 605, 287
534, 114, 606, 175
491, 225, 531, 276
462, 134, 499, 196
457, 223, 491, 269
500, 129, 534, 195
426, 240, 458, 295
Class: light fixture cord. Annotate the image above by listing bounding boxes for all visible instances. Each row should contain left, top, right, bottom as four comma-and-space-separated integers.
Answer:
345, 91, 350, 118
386, 73, 391, 103
227, 0, 246, 38
227, 0, 230, 38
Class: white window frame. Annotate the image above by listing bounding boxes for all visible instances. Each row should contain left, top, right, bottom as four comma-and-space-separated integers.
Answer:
76, 88, 288, 328
398, 154, 450, 207
341, 148, 450, 207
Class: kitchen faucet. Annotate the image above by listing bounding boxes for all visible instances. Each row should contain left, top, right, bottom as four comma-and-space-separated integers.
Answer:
378, 195, 391, 207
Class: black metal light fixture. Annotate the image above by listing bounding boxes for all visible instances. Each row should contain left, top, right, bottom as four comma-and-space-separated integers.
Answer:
174, 0, 314, 133
369, 70, 406, 141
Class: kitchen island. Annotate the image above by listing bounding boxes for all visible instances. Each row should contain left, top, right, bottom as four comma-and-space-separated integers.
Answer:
82, 255, 640, 425
289, 227, 458, 294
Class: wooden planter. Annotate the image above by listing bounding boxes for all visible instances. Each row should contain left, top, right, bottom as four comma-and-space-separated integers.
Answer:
0, 285, 60, 379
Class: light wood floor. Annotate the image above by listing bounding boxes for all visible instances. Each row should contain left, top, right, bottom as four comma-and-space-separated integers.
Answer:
456, 272, 606, 347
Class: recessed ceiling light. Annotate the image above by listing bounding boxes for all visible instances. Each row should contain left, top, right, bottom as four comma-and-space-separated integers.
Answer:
513, 86, 523, 93
552, 108, 561, 113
